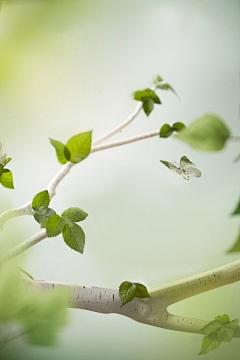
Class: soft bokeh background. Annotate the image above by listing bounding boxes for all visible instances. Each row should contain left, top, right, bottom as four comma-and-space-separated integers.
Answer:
0, 0, 239, 359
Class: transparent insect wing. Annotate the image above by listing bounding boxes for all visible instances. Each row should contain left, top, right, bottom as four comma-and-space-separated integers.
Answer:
180, 156, 196, 170
187, 168, 201, 178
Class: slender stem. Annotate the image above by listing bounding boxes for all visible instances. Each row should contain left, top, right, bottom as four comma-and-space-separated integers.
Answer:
28, 256, 240, 337
92, 85, 157, 146
0, 230, 47, 263
91, 130, 159, 153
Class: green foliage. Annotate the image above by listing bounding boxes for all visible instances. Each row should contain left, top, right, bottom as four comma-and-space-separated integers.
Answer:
46, 215, 66, 237
62, 207, 88, 222
32, 190, 50, 210
50, 131, 92, 164
50, 139, 71, 164
198, 315, 238, 355
33, 206, 56, 227
0, 262, 68, 346
62, 222, 85, 253
175, 114, 230, 151
119, 281, 150, 306
66, 131, 92, 163
153, 75, 178, 97
133, 88, 161, 116
0, 169, 14, 189
231, 198, 240, 215
226, 229, 240, 253
159, 122, 186, 138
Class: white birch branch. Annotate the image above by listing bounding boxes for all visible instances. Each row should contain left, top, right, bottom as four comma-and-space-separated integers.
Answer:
92, 84, 158, 146
27, 257, 240, 337
91, 130, 159, 153
0, 230, 46, 263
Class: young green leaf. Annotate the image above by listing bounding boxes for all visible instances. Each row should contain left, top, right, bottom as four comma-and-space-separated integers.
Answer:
227, 230, 240, 253
2, 157, 12, 167
46, 215, 66, 237
175, 114, 230, 151
134, 283, 151, 299
218, 326, 234, 342
33, 206, 56, 226
119, 282, 137, 305
198, 333, 221, 355
159, 124, 174, 138
62, 222, 85, 253
61, 207, 88, 222
143, 98, 154, 116
32, 190, 50, 210
231, 198, 240, 215
0, 169, 14, 189
50, 138, 71, 164
228, 319, 239, 329
156, 83, 178, 97
200, 320, 222, 336
66, 131, 92, 164
172, 122, 186, 132
214, 314, 230, 324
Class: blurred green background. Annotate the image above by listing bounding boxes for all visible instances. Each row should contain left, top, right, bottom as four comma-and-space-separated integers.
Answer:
0, 0, 240, 359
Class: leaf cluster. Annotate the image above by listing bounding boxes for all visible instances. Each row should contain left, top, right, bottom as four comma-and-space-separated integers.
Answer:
159, 122, 186, 138
0, 157, 14, 189
32, 190, 88, 254
50, 130, 92, 165
119, 281, 150, 305
198, 314, 238, 355
133, 88, 161, 116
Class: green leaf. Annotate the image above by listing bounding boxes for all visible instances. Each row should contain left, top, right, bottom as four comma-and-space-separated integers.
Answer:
50, 138, 71, 165
218, 326, 234, 342
61, 207, 88, 222
227, 230, 240, 253
32, 190, 50, 210
33, 206, 56, 227
2, 157, 12, 167
66, 131, 92, 164
119, 281, 137, 305
198, 332, 221, 355
46, 215, 66, 238
159, 124, 174, 138
143, 97, 154, 116
228, 319, 239, 329
172, 122, 186, 132
156, 75, 163, 82
134, 89, 161, 104
0, 169, 14, 189
214, 314, 230, 324
134, 283, 151, 298
200, 320, 222, 335
175, 114, 230, 151
156, 83, 178, 97
231, 198, 240, 215
62, 222, 85, 253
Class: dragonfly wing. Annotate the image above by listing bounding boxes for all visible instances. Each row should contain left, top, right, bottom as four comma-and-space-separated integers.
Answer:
160, 160, 189, 180
180, 156, 196, 169
187, 168, 201, 178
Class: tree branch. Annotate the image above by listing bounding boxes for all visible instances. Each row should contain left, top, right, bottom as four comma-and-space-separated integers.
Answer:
91, 130, 159, 153
28, 257, 240, 337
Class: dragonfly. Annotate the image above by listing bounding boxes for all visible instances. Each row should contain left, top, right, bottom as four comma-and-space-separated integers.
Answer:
160, 156, 201, 180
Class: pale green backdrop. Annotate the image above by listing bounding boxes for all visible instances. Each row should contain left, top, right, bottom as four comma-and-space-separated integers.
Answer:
0, 0, 240, 359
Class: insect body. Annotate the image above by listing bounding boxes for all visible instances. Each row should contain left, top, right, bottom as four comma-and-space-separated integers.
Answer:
160, 156, 201, 180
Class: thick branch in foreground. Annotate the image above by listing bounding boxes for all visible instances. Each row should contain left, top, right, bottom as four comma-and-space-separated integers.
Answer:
28, 258, 240, 337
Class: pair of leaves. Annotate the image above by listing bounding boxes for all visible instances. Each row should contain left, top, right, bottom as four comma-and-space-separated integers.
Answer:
175, 114, 230, 151
0, 158, 14, 189
198, 314, 238, 355
159, 122, 186, 138
133, 88, 161, 116
32, 190, 88, 254
50, 130, 92, 165
119, 281, 150, 305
